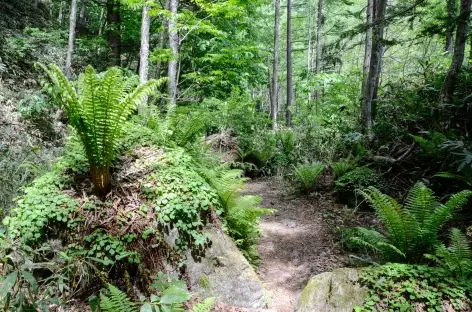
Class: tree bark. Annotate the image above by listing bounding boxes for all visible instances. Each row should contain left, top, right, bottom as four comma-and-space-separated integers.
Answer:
168, 0, 179, 106
286, 0, 293, 127
78, 0, 87, 33
446, 0, 456, 53
65, 0, 78, 79
362, 0, 387, 132
441, 0, 471, 103
156, 0, 170, 79
107, 0, 121, 66
138, 4, 151, 114
314, 0, 323, 101
362, 0, 373, 95
98, 7, 105, 36
58, 1, 65, 25
271, 0, 280, 129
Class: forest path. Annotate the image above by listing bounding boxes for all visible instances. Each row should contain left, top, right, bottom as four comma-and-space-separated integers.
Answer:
243, 178, 348, 312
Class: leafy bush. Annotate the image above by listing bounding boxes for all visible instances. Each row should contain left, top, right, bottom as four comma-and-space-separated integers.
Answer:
426, 228, 472, 279
356, 263, 472, 311
349, 183, 472, 263
37, 63, 164, 193
331, 159, 355, 179
293, 162, 325, 193
335, 167, 378, 197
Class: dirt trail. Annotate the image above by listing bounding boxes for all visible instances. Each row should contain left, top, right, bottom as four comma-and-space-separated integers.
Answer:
243, 178, 350, 312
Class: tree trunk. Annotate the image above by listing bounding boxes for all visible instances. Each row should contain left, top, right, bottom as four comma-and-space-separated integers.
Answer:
107, 0, 121, 66
58, 1, 65, 25
156, 0, 170, 79
65, 0, 78, 79
78, 0, 87, 33
441, 0, 472, 103
362, 0, 387, 132
286, 0, 293, 127
362, 0, 373, 95
138, 4, 151, 114
91, 166, 110, 196
271, 0, 280, 129
446, 0, 456, 53
168, 0, 179, 106
98, 8, 105, 36
314, 0, 323, 101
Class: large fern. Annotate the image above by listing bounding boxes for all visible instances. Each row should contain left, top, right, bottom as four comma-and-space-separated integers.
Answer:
36, 63, 165, 194
293, 162, 325, 193
99, 284, 137, 312
352, 183, 472, 263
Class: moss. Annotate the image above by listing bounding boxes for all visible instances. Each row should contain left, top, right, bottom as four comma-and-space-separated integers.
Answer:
199, 274, 211, 290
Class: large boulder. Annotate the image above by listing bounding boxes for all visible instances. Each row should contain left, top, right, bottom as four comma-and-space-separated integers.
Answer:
296, 268, 368, 312
185, 226, 267, 309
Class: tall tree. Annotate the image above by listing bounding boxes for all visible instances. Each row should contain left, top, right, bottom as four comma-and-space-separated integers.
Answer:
156, 0, 170, 79
138, 3, 151, 114
78, 0, 87, 30
286, 0, 293, 127
362, 0, 373, 95
65, 0, 78, 78
107, 0, 121, 66
446, 0, 456, 53
168, 0, 179, 106
58, 1, 65, 25
314, 0, 323, 100
441, 0, 472, 103
271, 0, 281, 129
362, 0, 387, 132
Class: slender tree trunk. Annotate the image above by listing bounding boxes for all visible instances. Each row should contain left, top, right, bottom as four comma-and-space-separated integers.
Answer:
65, 0, 78, 79
286, 0, 293, 127
156, 0, 170, 79
168, 0, 179, 106
271, 0, 280, 129
107, 0, 121, 66
469, 34, 472, 61
441, 0, 472, 103
78, 0, 87, 33
314, 0, 323, 101
138, 4, 151, 114
98, 8, 105, 36
362, 0, 387, 132
446, 0, 456, 53
362, 0, 373, 95
58, 1, 65, 25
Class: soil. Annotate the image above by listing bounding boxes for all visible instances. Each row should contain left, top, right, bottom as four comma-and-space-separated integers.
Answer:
243, 177, 377, 312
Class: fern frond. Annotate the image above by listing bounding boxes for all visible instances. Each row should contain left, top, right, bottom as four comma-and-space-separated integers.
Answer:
449, 228, 472, 261
191, 298, 215, 312
100, 284, 137, 312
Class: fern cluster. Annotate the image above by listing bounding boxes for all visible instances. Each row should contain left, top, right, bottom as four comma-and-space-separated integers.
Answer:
293, 162, 325, 193
36, 63, 165, 193
350, 183, 472, 263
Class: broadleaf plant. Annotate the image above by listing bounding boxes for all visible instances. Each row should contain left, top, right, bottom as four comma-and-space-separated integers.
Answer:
36, 63, 165, 194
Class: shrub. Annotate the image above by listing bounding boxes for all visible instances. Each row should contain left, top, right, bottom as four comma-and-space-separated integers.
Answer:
37, 63, 164, 194
335, 167, 378, 197
356, 263, 472, 311
293, 162, 325, 193
350, 183, 472, 263
331, 159, 355, 179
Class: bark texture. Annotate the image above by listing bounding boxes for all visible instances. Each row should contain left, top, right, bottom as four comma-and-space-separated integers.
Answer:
168, 0, 179, 106
314, 0, 323, 101
286, 0, 293, 127
362, 0, 387, 132
441, 0, 472, 103
107, 0, 121, 66
138, 4, 151, 114
446, 0, 456, 53
362, 0, 373, 94
65, 0, 78, 79
271, 0, 281, 129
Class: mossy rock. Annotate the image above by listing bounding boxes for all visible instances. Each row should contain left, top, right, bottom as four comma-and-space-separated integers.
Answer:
296, 268, 368, 312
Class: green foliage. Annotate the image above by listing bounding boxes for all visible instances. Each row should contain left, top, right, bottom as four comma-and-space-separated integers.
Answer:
191, 298, 215, 312
355, 263, 472, 311
331, 159, 355, 179
84, 231, 140, 266
335, 167, 378, 195
426, 228, 472, 279
36, 63, 165, 193
349, 183, 472, 263
293, 162, 325, 193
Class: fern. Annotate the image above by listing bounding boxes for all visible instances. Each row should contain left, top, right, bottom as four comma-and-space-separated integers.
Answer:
190, 298, 215, 312
293, 162, 325, 193
36, 63, 165, 194
331, 159, 355, 179
100, 284, 137, 312
352, 183, 472, 263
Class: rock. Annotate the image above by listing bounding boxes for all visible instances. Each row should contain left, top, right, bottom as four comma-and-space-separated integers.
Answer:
296, 268, 367, 312
186, 226, 267, 309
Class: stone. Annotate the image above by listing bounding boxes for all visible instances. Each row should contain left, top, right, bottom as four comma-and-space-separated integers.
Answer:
296, 268, 368, 312
186, 226, 267, 309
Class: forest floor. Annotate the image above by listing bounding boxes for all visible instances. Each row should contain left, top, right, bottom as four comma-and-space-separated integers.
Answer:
243, 177, 376, 312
